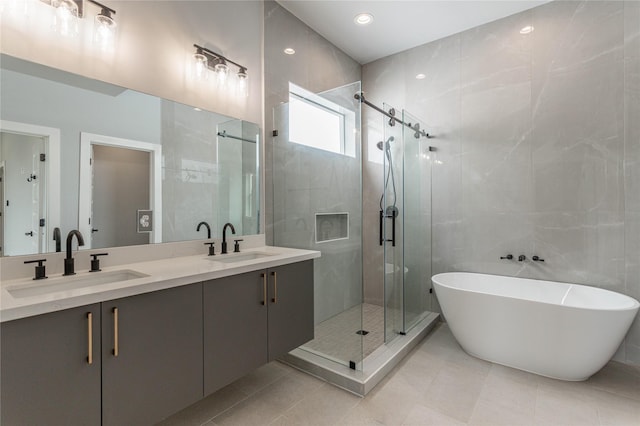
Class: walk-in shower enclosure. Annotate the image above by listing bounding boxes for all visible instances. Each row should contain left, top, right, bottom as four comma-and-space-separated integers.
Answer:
272, 81, 437, 383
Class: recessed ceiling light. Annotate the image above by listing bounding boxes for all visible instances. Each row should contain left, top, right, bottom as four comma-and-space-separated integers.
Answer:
415, 73, 426, 80
520, 25, 534, 34
194, 107, 202, 112
354, 13, 373, 25
284, 47, 296, 55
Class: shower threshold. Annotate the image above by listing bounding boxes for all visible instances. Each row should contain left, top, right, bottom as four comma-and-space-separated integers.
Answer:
279, 312, 440, 396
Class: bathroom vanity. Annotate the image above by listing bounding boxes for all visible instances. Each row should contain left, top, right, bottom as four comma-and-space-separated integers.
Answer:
0, 245, 318, 425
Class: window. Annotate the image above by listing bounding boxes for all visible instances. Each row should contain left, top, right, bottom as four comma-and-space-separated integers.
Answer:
288, 83, 356, 157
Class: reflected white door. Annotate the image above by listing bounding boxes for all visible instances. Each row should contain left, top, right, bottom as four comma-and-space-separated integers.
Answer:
0, 131, 46, 256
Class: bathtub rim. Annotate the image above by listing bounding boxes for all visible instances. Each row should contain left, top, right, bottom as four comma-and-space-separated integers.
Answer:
432, 272, 640, 312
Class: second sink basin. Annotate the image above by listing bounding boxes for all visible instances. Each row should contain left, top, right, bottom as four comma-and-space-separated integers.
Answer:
7, 269, 149, 298
209, 252, 274, 264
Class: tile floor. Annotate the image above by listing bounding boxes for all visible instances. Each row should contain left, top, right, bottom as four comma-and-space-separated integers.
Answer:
158, 323, 640, 425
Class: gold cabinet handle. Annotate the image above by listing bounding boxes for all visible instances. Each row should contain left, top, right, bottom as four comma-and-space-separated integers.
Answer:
271, 271, 277, 304
113, 307, 119, 357
261, 273, 267, 305
87, 312, 93, 365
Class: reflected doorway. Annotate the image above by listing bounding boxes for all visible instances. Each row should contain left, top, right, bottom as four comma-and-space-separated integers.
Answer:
79, 133, 162, 250
0, 121, 62, 256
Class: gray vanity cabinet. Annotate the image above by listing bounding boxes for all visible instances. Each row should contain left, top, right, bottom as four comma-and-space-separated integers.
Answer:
101, 283, 203, 426
203, 271, 269, 395
267, 260, 314, 360
0, 304, 102, 426
203, 260, 314, 396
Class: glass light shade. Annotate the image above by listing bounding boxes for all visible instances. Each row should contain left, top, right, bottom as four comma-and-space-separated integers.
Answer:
237, 70, 248, 98
193, 53, 208, 80
94, 12, 116, 51
215, 62, 229, 87
52, 0, 79, 37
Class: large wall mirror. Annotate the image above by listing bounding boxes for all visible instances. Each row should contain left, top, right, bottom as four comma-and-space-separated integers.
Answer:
0, 54, 260, 257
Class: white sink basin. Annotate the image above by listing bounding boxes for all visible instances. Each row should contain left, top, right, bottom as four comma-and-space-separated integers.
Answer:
7, 270, 149, 298
209, 252, 275, 264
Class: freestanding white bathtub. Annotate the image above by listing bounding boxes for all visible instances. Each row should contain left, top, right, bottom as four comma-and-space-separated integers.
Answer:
432, 272, 640, 381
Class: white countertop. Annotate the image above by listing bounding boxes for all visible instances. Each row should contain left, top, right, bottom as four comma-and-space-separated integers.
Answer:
1, 246, 320, 322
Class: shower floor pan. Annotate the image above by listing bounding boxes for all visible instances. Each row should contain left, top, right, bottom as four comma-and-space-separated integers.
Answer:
280, 311, 440, 396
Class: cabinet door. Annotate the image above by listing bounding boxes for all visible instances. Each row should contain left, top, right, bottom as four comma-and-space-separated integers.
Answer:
1, 304, 101, 425
101, 283, 203, 426
203, 271, 268, 396
268, 260, 314, 360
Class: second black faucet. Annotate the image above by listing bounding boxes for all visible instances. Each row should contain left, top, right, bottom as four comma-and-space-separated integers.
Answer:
64, 230, 85, 276
221, 223, 236, 254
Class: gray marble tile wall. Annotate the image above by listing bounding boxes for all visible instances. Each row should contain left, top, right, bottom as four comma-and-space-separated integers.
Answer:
362, 0, 640, 365
264, 1, 362, 324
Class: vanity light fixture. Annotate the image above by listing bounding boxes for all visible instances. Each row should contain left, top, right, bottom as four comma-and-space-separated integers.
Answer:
354, 13, 373, 25
284, 47, 296, 55
40, 0, 117, 47
192, 44, 249, 94
415, 73, 426, 80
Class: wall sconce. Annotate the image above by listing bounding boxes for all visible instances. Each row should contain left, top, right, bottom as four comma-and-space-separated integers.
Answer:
40, 0, 116, 49
192, 44, 249, 97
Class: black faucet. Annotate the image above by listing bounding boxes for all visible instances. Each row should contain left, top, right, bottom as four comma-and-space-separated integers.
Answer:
53, 227, 62, 252
64, 230, 85, 276
221, 223, 236, 254
197, 221, 211, 239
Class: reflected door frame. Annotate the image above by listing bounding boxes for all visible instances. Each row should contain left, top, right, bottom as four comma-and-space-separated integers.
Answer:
0, 120, 61, 254
79, 133, 162, 249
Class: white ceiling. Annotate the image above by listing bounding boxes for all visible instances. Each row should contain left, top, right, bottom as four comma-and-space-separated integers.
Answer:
277, 1, 551, 64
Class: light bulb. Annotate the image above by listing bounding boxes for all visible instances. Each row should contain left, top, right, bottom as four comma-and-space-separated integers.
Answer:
52, 0, 79, 37
193, 52, 208, 80
94, 9, 116, 51
237, 69, 248, 97
215, 62, 229, 88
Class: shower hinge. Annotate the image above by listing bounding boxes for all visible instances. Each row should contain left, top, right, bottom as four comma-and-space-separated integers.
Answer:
429, 288, 433, 294
399, 331, 406, 336
428, 146, 437, 152
349, 361, 356, 370
272, 130, 278, 137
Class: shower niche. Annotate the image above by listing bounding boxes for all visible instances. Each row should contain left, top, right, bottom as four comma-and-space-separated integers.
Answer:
315, 213, 349, 243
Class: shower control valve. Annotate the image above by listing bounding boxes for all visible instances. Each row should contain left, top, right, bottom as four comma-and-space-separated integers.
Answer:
500, 254, 513, 260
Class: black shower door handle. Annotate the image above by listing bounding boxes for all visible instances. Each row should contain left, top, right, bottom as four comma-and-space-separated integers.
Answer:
379, 210, 383, 245
379, 210, 396, 246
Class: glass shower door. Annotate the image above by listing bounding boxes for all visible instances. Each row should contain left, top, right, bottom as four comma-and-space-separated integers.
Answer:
382, 104, 404, 342
272, 81, 364, 369
401, 110, 433, 332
